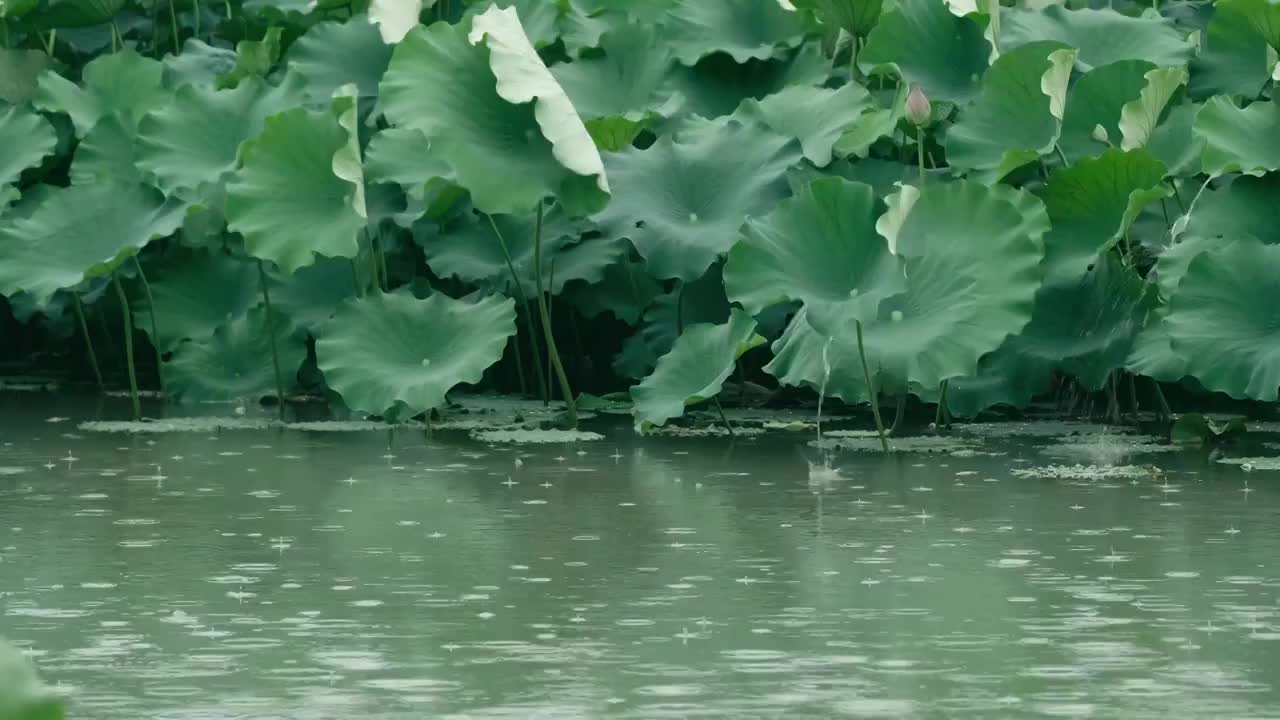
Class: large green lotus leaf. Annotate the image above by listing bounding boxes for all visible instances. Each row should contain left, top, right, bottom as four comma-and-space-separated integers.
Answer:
614, 264, 730, 379
216, 27, 284, 90
1125, 308, 1189, 383
1194, 96, 1280, 177
945, 41, 1071, 178
464, 0, 612, 53
860, 0, 989, 103
415, 203, 622, 296
267, 256, 358, 334
831, 83, 907, 159
794, 156, 915, 198
1166, 238, 1280, 400
288, 18, 393, 102
1039, 148, 1169, 285
163, 40, 238, 89
731, 82, 873, 167
564, 258, 661, 324
27, 0, 123, 26
1013, 253, 1154, 391
596, 117, 800, 282
0, 104, 56, 206
316, 290, 517, 416
167, 306, 305, 402
1145, 102, 1203, 177
68, 115, 140, 187
1219, 0, 1280, 49
1191, 0, 1272, 99
1118, 67, 1188, 151
368, 0, 431, 43
0, 49, 49, 103
363, 127, 461, 222
0, 183, 185, 306
132, 246, 260, 353
225, 106, 365, 274
764, 307, 870, 404
550, 22, 682, 123
631, 308, 764, 431
137, 75, 303, 198
815, 181, 1045, 393
668, 42, 830, 120
999, 5, 1194, 72
938, 342, 1055, 418
724, 177, 903, 325
788, 0, 883, 37
1058, 60, 1153, 163
380, 12, 608, 216
0, 638, 64, 720
33, 49, 168, 136
666, 0, 809, 65
1182, 174, 1280, 245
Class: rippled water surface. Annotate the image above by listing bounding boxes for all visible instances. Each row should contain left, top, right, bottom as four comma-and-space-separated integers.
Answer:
3, 396, 1280, 718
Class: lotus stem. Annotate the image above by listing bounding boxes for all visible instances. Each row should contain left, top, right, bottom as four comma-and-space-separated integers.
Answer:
916, 126, 926, 185
193, 0, 201, 38
368, 229, 386, 292
855, 320, 889, 453
1150, 377, 1172, 421
45, 29, 57, 55
350, 259, 363, 298
546, 254, 557, 397
486, 213, 547, 401
224, 0, 232, 19
256, 260, 287, 421
890, 393, 906, 436
168, 0, 180, 51
935, 380, 950, 429
1054, 143, 1069, 168
1106, 371, 1121, 425
111, 274, 142, 421
848, 35, 861, 84
712, 396, 735, 438
133, 257, 166, 399
532, 202, 577, 428
72, 293, 104, 393
1127, 372, 1140, 421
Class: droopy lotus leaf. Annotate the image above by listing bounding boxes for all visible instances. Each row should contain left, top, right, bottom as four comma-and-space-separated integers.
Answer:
945, 41, 1073, 178
0, 48, 48, 103
368, 0, 429, 43
0, 183, 185, 306
0, 104, 56, 207
764, 307, 869, 405
316, 290, 517, 417
810, 181, 1045, 396
999, 5, 1194, 72
666, 0, 809, 65
225, 105, 365, 275
1039, 148, 1169, 285
596, 116, 800, 281
132, 247, 260, 353
732, 82, 874, 167
860, 0, 988, 102
69, 115, 140, 187
550, 22, 682, 125
363, 127, 461, 222
724, 177, 902, 323
33, 49, 168, 136
380, 9, 607, 216
788, 0, 883, 37
668, 42, 830, 121
631, 308, 764, 431
289, 17, 393, 102
1192, 0, 1275, 99
1058, 60, 1153, 163
938, 343, 1055, 418
167, 306, 306, 402
1193, 95, 1280, 177
1118, 67, 1187, 151
1166, 238, 1280, 400
0, 638, 64, 720
267, 256, 358, 334
564, 258, 661, 325
1181, 174, 1280, 245
136, 75, 302, 197
614, 264, 730, 379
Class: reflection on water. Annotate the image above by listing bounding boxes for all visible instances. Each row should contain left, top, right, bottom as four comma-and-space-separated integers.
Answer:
2, 397, 1280, 718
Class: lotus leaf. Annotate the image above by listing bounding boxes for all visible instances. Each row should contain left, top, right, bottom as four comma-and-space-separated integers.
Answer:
1145, 103, 1203, 177
0, 49, 49, 103
137, 75, 303, 198
380, 8, 607, 216
596, 116, 800, 281
0, 638, 63, 720
788, 0, 882, 37
860, 0, 988, 102
550, 22, 682, 131
1181, 174, 1280, 245
1166, 238, 1280, 400
368, 0, 429, 43
167, 306, 305, 402
289, 18, 393, 102
666, 0, 809, 65
938, 344, 1055, 418
0, 183, 185, 306
1058, 60, 1154, 163
132, 247, 260, 353
668, 42, 830, 120
1039, 148, 1169, 285
1194, 95, 1280, 176
68, 115, 140, 187
564, 259, 661, 325
1125, 309, 1189, 383
224, 105, 365, 275
28, 0, 123, 27
162, 41, 238, 89
946, 41, 1073, 178
34, 48, 168, 136
0, 104, 56, 207
614, 265, 730, 379
363, 127, 460, 222
999, 5, 1194, 72
732, 82, 874, 167
1192, 0, 1274, 99
267, 257, 358, 334
316, 290, 517, 417
1116, 66, 1187, 152
764, 307, 872, 405
631, 308, 764, 431
724, 177, 903, 324
216, 28, 284, 90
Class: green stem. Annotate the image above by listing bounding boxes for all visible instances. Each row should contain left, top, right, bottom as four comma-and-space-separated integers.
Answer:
350, 258, 364, 298
1150, 377, 1172, 421
1106, 371, 1121, 424
109, 21, 119, 52
532, 203, 577, 428
167, 0, 180, 51
890, 393, 906, 436
1126, 372, 1140, 421
111, 275, 142, 421
916, 126, 926, 185
257, 260, 287, 420
72, 293, 104, 393
487, 214, 547, 401
1054, 143, 1069, 168
367, 231, 383, 293
45, 30, 57, 55
935, 380, 950, 429
848, 35, 860, 84
855, 320, 889, 453
133, 257, 166, 399
2, 19, 9, 49
712, 396, 735, 438
224, 0, 232, 19
192, 0, 201, 38
545, 254, 557, 397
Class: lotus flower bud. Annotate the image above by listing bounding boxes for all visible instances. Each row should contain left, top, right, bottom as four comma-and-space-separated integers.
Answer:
905, 84, 931, 127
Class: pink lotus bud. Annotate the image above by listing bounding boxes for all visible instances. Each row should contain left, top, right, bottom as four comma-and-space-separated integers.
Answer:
905, 84, 931, 127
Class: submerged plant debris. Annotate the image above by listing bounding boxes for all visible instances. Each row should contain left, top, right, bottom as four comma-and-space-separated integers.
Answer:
1010, 463, 1161, 480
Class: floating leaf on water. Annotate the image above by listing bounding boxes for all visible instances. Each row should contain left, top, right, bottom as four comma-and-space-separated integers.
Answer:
78, 418, 276, 433
470, 428, 605, 443
1010, 463, 1161, 479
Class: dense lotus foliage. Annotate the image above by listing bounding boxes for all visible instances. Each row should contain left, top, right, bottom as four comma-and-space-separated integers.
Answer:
2, 0, 1280, 431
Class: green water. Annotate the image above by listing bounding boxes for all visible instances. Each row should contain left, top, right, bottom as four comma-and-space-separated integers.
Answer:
3, 397, 1280, 718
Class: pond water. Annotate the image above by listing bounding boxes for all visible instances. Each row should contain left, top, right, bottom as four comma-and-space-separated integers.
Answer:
3, 395, 1280, 718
